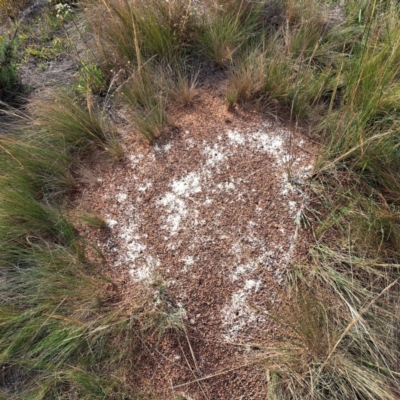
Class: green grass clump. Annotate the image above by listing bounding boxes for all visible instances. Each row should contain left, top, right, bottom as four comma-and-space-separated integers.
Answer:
0, 38, 21, 103
200, 0, 400, 398
198, 1, 261, 68
262, 172, 400, 399
0, 245, 138, 399
0, 83, 186, 397
90, 0, 199, 68
319, 7, 400, 199
1, 0, 400, 398
32, 90, 123, 158
0, 121, 134, 397
119, 66, 167, 142
0, 135, 76, 197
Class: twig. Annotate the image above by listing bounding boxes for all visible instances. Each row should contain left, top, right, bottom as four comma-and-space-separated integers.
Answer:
172, 360, 260, 389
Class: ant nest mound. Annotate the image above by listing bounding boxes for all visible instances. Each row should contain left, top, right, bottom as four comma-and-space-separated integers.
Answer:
79, 86, 316, 397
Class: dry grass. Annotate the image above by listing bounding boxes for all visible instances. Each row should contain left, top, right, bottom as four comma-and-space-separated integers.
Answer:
0, 0, 30, 19
31, 90, 123, 158
1, 0, 400, 398
168, 68, 199, 108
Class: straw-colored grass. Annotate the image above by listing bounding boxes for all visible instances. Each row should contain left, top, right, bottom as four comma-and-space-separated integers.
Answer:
2, 0, 400, 398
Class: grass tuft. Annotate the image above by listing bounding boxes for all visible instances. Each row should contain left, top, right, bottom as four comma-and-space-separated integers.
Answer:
2, 0, 400, 398
198, 5, 259, 68
121, 67, 168, 142
32, 90, 122, 158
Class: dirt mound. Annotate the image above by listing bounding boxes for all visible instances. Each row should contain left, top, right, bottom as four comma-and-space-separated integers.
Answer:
78, 84, 316, 398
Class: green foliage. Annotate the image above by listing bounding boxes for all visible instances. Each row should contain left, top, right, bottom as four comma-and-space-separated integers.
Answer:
198, 8, 258, 67
0, 246, 137, 399
221, 1, 400, 398
318, 2, 400, 200
0, 38, 20, 102
121, 66, 168, 142
78, 212, 107, 228
1, 0, 400, 398
32, 90, 122, 157
76, 63, 107, 96
91, 0, 198, 68
0, 135, 76, 197
0, 99, 148, 397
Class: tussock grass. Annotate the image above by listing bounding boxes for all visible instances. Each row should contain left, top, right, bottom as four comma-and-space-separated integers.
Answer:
263, 238, 400, 399
2, 0, 400, 398
0, 135, 76, 197
0, 246, 139, 398
0, 100, 175, 398
121, 66, 168, 142
89, 0, 199, 68
261, 179, 400, 398
86, 0, 201, 141
319, 5, 400, 199
198, 6, 259, 67
0, 122, 135, 397
118, 59, 199, 141
167, 66, 199, 107
32, 90, 123, 158
220, 0, 400, 397
226, 47, 267, 107
265, 250, 400, 400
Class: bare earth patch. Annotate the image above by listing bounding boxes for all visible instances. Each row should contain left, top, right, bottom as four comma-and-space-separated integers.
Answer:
77, 84, 316, 399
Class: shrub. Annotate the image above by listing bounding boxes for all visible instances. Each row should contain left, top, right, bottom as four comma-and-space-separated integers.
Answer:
0, 38, 21, 103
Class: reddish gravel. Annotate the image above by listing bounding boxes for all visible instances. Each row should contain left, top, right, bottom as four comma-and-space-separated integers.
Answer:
76, 84, 316, 399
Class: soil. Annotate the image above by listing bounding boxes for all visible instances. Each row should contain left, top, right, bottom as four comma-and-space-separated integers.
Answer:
76, 83, 316, 399
0, 3, 333, 399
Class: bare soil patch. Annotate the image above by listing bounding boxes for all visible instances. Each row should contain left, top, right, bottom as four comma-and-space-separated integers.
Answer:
76, 83, 316, 399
